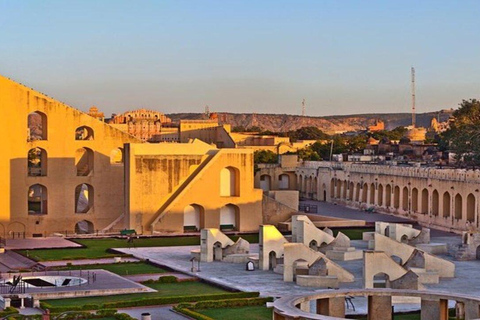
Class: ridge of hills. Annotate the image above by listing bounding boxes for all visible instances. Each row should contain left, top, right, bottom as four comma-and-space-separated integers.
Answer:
167, 110, 453, 133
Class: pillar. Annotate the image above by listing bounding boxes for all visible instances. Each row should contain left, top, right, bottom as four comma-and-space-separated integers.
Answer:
456, 301, 465, 320
421, 299, 448, 320
317, 297, 345, 317
299, 301, 310, 313
464, 301, 480, 320
368, 295, 391, 320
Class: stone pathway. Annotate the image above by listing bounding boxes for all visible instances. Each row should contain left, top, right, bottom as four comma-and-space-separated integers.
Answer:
41, 257, 140, 267
125, 272, 195, 282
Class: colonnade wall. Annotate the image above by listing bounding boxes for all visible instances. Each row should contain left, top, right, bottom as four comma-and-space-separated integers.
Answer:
295, 162, 480, 233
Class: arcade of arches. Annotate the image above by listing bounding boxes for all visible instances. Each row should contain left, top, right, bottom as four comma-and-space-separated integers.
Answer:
295, 163, 480, 233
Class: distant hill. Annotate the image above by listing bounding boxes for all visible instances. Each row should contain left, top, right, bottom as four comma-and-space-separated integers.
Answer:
167, 110, 454, 133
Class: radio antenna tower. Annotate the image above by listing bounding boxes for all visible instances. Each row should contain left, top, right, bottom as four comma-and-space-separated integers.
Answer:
411, 67, 416, 128
302, 99, 306, 116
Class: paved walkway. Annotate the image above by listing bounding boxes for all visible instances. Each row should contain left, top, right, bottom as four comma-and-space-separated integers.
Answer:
125, 272, 195, 282
119, 306, 189, 320
41, 257, 140, 267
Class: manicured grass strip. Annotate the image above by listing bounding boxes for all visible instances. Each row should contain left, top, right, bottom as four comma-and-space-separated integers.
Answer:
20, 234, 258, 261
41, 290, 260, 312
332, 227, 374, 240
49, 261, 166, 276
198, 306, 272, 320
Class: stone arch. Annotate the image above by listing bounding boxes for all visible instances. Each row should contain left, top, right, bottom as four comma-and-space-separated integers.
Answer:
402, 187, 409, 211
220, 167, 239, 196
213, 241, 223, 261
432, 190, 439, 216
355, 183, 361, 202
342, 180, 348, 199
184, 204, 204, 232
362, 183, 368, 203
75, 220, 94, 234
393, 186, 400, 209
28, 147, 47, 176
220, 204, 239, 230
455, 194, 463, 220
8, 222, 26, 238
385, 184, 392, 207
377, 184, 383, 206
476, 245, 480, 260
279, 174, 290, 189
321, 183, 327, 201
412, 188, 419, 212
348, 182, 354, 200
75, 126, 94, 140
28, 184, 48, 215
292, 258, 308, 281
75, 183, 94, 213
75, 147, 94, 176
330, 178, 335, 198
336, 179, 341, 198
268, 251, 277, 270
299, 175, 304, 193
467, 193, 475, 223
369, 183, 375, 205
421, 188, 428, 214
373, 272, 390, 288
443, 192, 451, 218
312, 177, 318, 197
110, 148, 124, 164
259, 174, 272, 192
28, 111, 47, 141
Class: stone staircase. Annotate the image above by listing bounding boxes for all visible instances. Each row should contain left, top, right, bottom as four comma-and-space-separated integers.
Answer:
0, 251, 38, 271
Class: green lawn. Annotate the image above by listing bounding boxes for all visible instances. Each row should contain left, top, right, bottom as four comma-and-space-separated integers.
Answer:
332, 228, 374, 240
43, 281, 228, 307
198, 306, 272, 320
50, 261, 166, 276
20, 234, 259, 261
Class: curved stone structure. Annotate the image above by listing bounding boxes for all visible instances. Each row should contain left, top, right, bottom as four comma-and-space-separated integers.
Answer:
273, 289, 480, 320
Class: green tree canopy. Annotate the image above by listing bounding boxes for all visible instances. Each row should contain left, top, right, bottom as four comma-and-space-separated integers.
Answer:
441, 99, 480, 167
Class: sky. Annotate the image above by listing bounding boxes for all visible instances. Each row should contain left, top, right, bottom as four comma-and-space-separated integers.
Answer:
1, 1, 479, 117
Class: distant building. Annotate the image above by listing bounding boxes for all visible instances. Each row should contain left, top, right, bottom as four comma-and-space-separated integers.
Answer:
87, 106, 105, 121
367, 120, 385, 132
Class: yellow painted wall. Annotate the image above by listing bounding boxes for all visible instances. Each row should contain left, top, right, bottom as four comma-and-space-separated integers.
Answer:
0, 74, 141, 236
125, 140, 263, 233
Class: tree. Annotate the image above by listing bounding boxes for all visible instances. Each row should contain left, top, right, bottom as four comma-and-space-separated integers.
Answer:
287, 127, 330, 142
253, 150, 278, 164
441, 99, 480, 167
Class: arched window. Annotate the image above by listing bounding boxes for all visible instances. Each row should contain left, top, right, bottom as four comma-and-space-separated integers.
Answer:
27, 111, 47, 141
279, 174, 290, 189
378, 184, 384, 206
184, 204, 204, 232
455, 194, 463, 220
75, 148, 94, 176
260, 175, 271, 192
432, 190, 439, 216
110, 148, 124, 164
330, 179, 335, 198
220, 204, 239, 230
443, 192, 451, 218
28, 147, 47, 176
412, 188, 419, 212
467, 194, 475, 222
369, 183, 375, 205
394, 186, 400, 209
28, 184, 48, 215
421, 189, 429, 214
75, 184, 94, 213
385, 185, 392, 207
75, 220, 94, 234
402, 187, 409, 211
362, 183, 368, 203
75, 126, 94, 140
220, 167, 239, 196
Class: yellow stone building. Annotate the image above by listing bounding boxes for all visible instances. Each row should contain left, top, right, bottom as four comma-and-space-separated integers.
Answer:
0, 74, 263, 237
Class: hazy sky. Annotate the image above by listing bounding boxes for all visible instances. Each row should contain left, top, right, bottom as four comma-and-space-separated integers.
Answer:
1, 1, 479, 116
